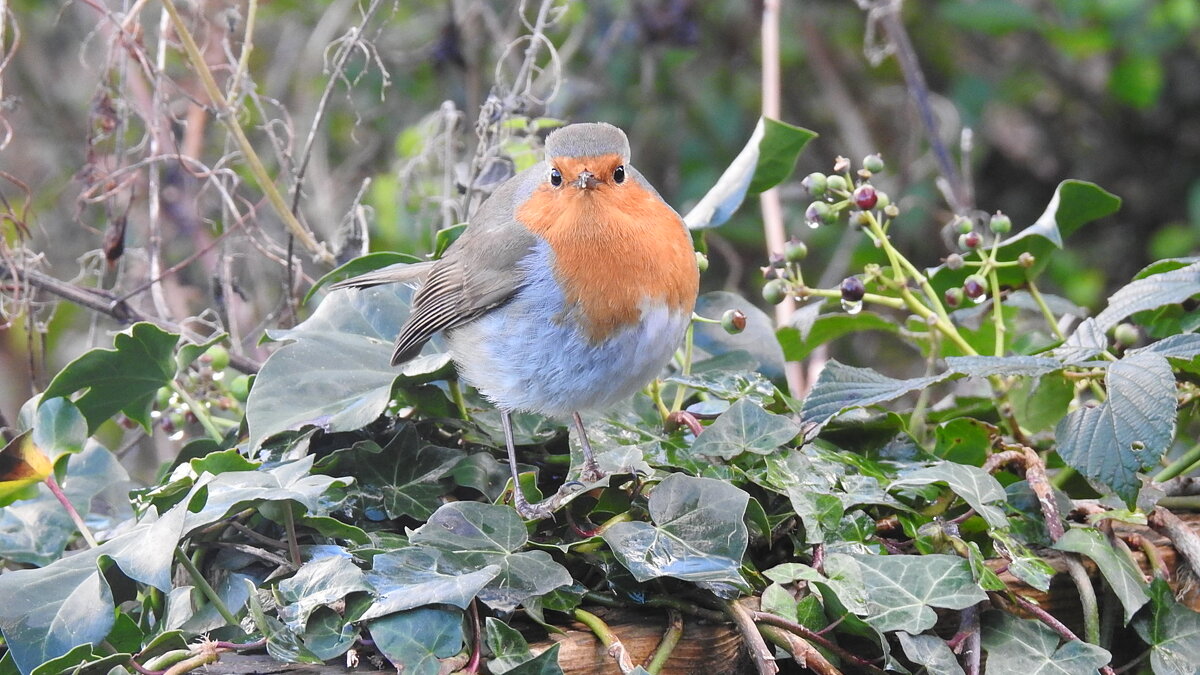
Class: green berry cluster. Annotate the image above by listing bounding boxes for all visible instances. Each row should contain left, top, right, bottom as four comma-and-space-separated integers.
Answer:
150, 344, 250, 439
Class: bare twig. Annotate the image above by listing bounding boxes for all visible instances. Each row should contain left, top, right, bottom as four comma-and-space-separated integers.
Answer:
726, 599, 778, 675
750, 610, 886, 674
1148, 506, 1200, 580
758, 623, 842, 675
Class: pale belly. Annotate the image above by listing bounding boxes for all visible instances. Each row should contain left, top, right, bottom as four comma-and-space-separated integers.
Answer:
446, 244, 691, 417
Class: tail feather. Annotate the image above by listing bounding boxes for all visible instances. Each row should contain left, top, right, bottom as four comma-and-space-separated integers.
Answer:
328, 261, 434, 290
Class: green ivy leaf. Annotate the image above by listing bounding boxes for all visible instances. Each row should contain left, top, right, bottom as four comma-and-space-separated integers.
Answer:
1055, 352, 1176, 505
897, 632, 965, 675
409, 502, 571, 611
801, 360, 947, 429
890, 462, 1009, 530
848, 554, 987, 633
360, 547, 501, 620
1134, 578, 1200, 675
299, 606, 360, 661
683, 117, 816, 229
602, 473, 749, 587
277, 554, 371, 632
369, 607, 464, 675
778, 310, 900, 362
506, 645, 562, 675
1053, 528, 1149, 622
981, 611, 1110, 674
485, 618, 563, 675
31, 398, 87, 460
690, 399, 801, 459
1010, 374, 1075, 434
247, 285, 451, 448
41, 323, 180, 434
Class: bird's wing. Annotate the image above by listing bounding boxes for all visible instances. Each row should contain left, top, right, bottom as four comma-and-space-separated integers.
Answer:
328, 261, 435, 290
390, 182, 540, 365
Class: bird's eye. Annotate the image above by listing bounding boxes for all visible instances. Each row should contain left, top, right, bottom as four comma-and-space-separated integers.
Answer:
613, 165, 626, 184
550, 168, 563, 187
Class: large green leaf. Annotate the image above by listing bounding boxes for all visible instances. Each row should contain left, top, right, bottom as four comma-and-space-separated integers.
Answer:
1053, 528, 1148, 623
601, 473, 749, 587
368, 607, 463, 675
683, 117, 816, 229
360, 547, 501, 620
0, 506, 185, 675
981, 611, 1110, 674
801, 360, 948, 429
181, 456, 349, 532
41, 323, 179, 433
928, 180, 1120, 294
943, 356, 1061, 379
690, 398, 801, 459
277, 554, 371, 632
778, 309, 900, 362
890, 462, 1009, 530
409, 502, 570, 611
1094, 262, 1200, 332
847, 554, 987, 633
1134, 578, 1200, 675
896, 632, 965, 675
247, 285, 451, 448
304, 251, 423, 304
1055, 352, 1177, 505
486, 618, 563, 675
31, 398, 87, 459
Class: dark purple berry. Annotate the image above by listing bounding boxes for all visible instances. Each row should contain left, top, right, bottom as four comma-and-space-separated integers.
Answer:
944, 287, 964, 307
722, 309, 747, 334
840, 277, 865, 303
963, 275, 987, 299
959, 231, 982, 250
853, 185, 878, 210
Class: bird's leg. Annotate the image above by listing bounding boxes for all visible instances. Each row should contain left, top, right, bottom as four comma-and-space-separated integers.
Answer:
502, 410, 554, 520
572, 411, 604, 482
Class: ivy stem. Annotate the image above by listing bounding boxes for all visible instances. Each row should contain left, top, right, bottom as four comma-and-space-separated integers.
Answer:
643, 608, 682, 674
1153, 439, 1200, 482
800, 287, 906, 310
1026, 280, 1067, 341
170, 381, 224, 441
173, 548, 240, 627
449, 380, 469, 421
670, 322, 697, 413
757, 624, 842, 675
45, 474, 99, 548
750, 611, 885, 674
573, 609, 635, 673
282, 506, 302, 568
159, 0, 333, 265
987, 266, 1005, 357
725, 600, 778, 675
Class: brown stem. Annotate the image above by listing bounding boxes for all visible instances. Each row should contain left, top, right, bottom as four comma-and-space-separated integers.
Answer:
1148, 506, 1200, 580
750, 611, 886, 674
726, 599, 779, 675
758, 624, 842, 675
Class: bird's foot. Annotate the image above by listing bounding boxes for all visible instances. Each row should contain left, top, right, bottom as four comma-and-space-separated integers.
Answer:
579, 460, 605, 484
512, 480, 593, 520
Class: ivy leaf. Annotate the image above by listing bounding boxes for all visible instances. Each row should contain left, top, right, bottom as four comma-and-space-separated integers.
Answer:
181, 456, 349, 532
410, 502, 570, 611
602, 473, 749, 587
369, 607, 463, 675
1095, 262, 1200, 332
801, 360, 947, 429
247, 285, 451, 448
506, 645, 563, 675
944, 355, 1061, 379
1134, 578, 1200, 675
299, 607, 360, 661
890, 462, 1009, 530
486, 618, 564, 675
1055, 352, 1176, 505
1053, 528, 1149, 622
691, 399, 802, 459
981, 611, 1111, 674
41, 323, 179, 433
683, 117, 816, 229
360, 547, 501, 620
777, 311, 900, 362
277, 554, 371, 632
897, 632, 965, 675
32, 398, 87, 460
847, 554, 987, 633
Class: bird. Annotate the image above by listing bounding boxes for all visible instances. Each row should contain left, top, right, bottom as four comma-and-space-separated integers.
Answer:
332, 122, 699, 519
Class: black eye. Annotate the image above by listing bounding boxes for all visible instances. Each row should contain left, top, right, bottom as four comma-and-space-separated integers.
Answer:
613, 165, 626, 184
550, 168, 563, 187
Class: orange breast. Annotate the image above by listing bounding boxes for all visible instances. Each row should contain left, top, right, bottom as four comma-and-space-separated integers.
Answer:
516, 178, 699, 343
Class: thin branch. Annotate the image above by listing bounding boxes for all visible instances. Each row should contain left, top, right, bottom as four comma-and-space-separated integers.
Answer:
1148, 506, 1200, 580
726, 599, 778, 675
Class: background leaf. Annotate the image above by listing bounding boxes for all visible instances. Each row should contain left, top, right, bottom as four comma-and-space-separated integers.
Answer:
690, 398, 802, 459
981, 611, 1110, 674
368, 607, 463, 675
1053, 528, 1149, 622
801, 360, 947, 429
849, 554, 987, 633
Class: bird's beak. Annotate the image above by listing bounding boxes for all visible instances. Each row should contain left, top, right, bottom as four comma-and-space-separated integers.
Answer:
572, 171, 599, 190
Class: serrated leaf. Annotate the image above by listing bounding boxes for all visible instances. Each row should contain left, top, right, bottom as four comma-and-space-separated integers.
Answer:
277, 554, 371, 632
41, 323, 180, 433
981, 611, 1110, 674
1094, 262, 1200, 332
848, 554, 987, 633
1053, 318, 1108, 364
944, 355, 1061, 378
361, 547, 501, 620
409, 502, 570, 611
1055, 352, 1176, 505
1130, 333, 1200, 360
777, 311, 901, 362
247, 285, 451, 448
891, 462, 1009, 530
897, 632, 965, 675
801, 360, 947, 429
369, 607, 463, 675
690, 399, 801, 459
683, 117, 816, 229
1134, 578, 1200, 675
1053, 528, 1148, 623
601, 473, 749, 587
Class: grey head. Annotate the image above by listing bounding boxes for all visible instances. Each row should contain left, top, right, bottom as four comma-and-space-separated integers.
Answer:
544, 122, 630, 161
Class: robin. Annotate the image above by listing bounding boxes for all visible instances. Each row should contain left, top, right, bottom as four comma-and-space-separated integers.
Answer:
333, 122, 699, 519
